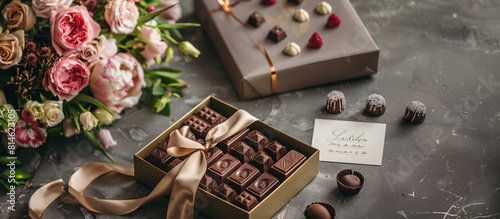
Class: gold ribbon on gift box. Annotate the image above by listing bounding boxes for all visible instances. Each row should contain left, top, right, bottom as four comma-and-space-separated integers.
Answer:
211, 0, 278, 94
28, 110, 257, 219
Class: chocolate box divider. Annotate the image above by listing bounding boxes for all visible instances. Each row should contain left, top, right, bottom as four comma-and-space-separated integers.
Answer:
134, 96, 319, 219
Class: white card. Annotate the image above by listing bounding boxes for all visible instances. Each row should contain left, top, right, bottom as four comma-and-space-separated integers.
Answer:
311, 119, 386, 166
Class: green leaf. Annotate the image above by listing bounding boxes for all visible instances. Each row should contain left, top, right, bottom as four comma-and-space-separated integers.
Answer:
83, 130, 115, 162
152, 79, 165, 95
137, 4, 177, 26
2, 168, 33, 180
131, 47, 144, 58
0, 156, 22, 165
47, 126, 62, 137
159, 101, 171, 116
70, 94, 113, 115
0, 180, 9, 190
146, 69, 182, 79
156, 23, 200, 30
73, 115, 81, 132
164, 46, 174, 63
125, 39, 147, 47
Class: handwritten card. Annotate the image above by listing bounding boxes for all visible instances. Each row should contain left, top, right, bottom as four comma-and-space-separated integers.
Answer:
311, 119, 386, 166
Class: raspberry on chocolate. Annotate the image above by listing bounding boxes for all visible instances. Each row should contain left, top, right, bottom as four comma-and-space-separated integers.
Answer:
262, 0, 276, 5
307, 32, 324, 48
327, 13, 341, 27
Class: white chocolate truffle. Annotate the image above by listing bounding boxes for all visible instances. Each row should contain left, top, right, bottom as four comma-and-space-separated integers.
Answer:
315, 1, 332, 15
283, 42, 301, 56
293, 8, 309, 22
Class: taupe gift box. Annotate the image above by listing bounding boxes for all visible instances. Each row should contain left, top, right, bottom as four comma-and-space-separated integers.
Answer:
134, 96, 319, 219
195, 0, 379, 100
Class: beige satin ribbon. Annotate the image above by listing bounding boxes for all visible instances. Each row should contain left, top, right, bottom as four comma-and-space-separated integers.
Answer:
212, 0, 279, 94
28, 110, 257, 219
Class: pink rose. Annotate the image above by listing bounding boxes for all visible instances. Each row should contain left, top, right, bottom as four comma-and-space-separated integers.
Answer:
43, 57, 91, 101
104, 0, 139, 34
31, 0, 73, 18
157, 0, 182, 23
50, 6, 100, 56
90, 53, 144, 113
138, 21, 167, 63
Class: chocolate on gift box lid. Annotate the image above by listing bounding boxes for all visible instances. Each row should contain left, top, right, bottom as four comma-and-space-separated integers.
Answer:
196, 0, 379, 100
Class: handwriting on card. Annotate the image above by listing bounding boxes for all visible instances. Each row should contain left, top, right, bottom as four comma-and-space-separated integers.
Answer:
326, 129, 368, 156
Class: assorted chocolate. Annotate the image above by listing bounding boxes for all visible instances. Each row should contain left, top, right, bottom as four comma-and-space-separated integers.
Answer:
304, 202, 336, 219
365, 93, 386, 116
247, 11, 266, 27
326, 90, 346, 114
404, 101, 426, 124
336, 169, 364, 196
267, 25, 287, 43
145, 106, 310, 212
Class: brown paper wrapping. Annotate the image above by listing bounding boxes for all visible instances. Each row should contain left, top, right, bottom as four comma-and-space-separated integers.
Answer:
196, 0, 379, 99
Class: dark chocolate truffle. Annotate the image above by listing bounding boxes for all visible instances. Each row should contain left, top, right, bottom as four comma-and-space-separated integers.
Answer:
288, 0, 303, 5
247, 11, 265, 27
304, 202, 336, 219
365, 93, 386, 116
267, 25, 287, 43
326, 90, 345, 114
336, 169, 364, 195
404, 101, 426, 124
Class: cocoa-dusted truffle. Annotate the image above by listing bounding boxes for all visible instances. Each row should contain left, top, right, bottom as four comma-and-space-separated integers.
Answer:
326, 90, 345, 114
304, 202, 336, 219
365, 93, 386, 116
336, 169, 364, 195
404, 101, 426, 124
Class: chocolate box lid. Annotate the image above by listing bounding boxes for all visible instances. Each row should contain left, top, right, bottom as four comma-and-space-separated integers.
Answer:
197, 0, 379, 99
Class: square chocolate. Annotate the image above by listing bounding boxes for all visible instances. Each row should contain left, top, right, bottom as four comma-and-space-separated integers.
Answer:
184, 115, 211, 138
146, 148, 174, 170
205, 146, 224, 167
269, 150, 306, 182
246, 172, 280, 201
199, 174, 219, 193
249, 151, 274, 173
267, 25, 287, 43
218, 127, 251, 153
227, 163, 261, 193
230, 141, 256, 163
196, 106, 223, 124
235, 191, 259, 211
245, 130, 270, 152
215, 183, 238, 203
247, 11, 265, 28
264, 141, 288, 162
207, 154, 242, 184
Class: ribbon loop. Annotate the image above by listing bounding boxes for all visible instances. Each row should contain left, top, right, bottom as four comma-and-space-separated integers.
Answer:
28, 109, 258, 219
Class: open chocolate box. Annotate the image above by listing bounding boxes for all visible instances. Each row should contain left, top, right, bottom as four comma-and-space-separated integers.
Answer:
134, 96, 319, 219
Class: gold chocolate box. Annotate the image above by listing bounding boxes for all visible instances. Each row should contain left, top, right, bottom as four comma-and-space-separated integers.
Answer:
134, 96, 319, 219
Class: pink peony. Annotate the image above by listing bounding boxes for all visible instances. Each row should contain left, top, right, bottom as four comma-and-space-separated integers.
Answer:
43, 57, 91, 101
50, 6, 100, 56
31, 0, 73, 18
90, 53, 144, 113
138, 21, 167, 63
104, 0, 139, 34
15, 110, 47, 148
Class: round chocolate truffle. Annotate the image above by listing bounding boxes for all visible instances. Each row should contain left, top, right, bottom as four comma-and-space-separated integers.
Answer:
326, 90, 346, 114
365, 93, 386, 116
404, 101, 426, 124
304, 202, 335, 219
336, 169, 364, 195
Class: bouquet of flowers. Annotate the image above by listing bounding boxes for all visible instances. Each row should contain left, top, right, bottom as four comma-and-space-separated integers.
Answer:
0, 0, 200, 164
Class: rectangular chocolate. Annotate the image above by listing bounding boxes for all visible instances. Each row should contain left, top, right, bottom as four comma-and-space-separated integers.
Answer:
246, 172, 280, 202
217, 127, 251, 153
207, 154, 242, 184
269, 150, 306, 182
235, 191, 259, 211
196, 106, 223, 124
206, 146, 224, 167
196, 0, 379, 100
184, 115, 211, 138
227, 163, 261, 194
